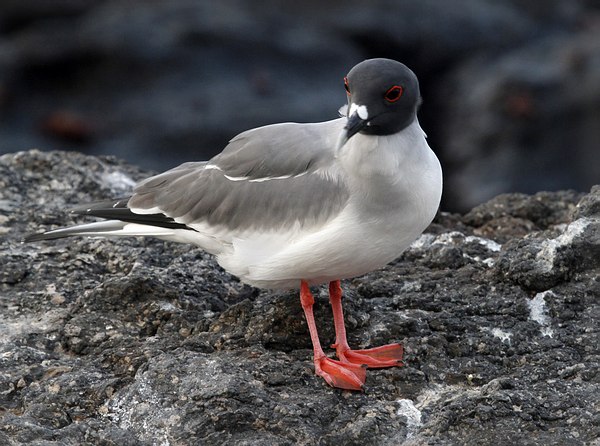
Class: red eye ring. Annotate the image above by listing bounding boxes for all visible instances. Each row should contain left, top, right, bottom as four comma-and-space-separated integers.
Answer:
384, 85, 403, 103
344, 77, 351, 95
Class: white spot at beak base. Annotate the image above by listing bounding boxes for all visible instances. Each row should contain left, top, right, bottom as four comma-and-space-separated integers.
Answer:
349, 103, 369, 120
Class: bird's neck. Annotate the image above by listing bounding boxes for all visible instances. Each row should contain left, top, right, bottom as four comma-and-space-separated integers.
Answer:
339, 119, 442, 220
339, 119, 430, 179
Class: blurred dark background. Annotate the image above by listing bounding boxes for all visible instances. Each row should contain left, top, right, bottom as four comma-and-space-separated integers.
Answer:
0, 0, 598, 212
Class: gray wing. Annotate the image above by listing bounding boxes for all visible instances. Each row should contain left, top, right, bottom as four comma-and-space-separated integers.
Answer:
128, 120, 349, 232
211, 121, 338, 179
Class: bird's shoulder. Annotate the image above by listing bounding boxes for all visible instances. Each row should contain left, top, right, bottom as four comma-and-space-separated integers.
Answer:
209, 118, 345, 180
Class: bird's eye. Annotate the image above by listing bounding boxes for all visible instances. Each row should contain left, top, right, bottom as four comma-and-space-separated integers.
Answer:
384, 85, 403, 103
344, 77, 351, 95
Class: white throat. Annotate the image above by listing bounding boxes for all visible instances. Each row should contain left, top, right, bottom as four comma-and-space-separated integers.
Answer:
337, 119, 431, 178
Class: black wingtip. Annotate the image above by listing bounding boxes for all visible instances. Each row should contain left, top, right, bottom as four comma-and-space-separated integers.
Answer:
23, 232, 52, 243
25, 196, 195, 242
69, 198, 130, 216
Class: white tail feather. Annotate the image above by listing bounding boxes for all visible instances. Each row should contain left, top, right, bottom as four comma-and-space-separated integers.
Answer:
25, 220, 176, 242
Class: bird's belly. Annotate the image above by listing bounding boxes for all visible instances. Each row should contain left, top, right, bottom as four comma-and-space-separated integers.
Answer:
219, 155, 442, 289
224, 200, 431, 289
312, 207, 429, 280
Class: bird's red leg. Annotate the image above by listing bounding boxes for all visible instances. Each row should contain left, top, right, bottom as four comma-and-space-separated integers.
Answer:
329, 280, 404, 368
300, 280, 366, 390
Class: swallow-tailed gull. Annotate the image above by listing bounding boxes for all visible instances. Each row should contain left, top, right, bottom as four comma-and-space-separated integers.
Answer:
26, 58, 443, 390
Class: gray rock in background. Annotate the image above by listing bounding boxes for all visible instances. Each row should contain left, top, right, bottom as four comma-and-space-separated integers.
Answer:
1, 150, 598, 445
440, 28, 600, 210
0, 0, 598, 211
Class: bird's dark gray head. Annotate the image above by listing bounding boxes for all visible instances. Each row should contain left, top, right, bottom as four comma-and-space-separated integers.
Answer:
340, 58, 421, 146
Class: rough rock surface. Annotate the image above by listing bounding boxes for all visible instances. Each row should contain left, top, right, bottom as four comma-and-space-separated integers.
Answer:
1, 150, 599, 445
0, 0, 598, 211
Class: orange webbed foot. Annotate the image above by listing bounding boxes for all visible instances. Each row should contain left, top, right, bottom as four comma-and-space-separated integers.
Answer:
335, 343, 404, 369
314, 356, 367, 391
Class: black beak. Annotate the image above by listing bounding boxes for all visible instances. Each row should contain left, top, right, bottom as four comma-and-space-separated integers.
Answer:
345, 111, 369, 140
337, 111, 369, 151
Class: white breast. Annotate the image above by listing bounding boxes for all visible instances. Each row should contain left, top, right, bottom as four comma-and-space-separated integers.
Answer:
227, 119, 442, 289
